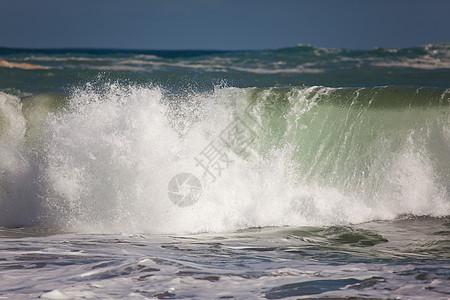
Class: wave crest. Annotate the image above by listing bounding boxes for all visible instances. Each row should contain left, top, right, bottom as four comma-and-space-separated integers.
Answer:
0, 84, 448, 233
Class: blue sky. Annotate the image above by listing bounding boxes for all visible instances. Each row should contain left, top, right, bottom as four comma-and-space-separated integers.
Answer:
1, 0, 449, 50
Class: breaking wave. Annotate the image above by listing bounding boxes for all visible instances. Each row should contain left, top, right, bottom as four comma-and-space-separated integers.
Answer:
0, 83, 449, 233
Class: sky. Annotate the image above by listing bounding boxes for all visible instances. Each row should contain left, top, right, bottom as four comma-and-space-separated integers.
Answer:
0, 0, 449, 50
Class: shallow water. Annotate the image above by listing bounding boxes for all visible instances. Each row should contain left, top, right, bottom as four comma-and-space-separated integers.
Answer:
0, 217, 449, 299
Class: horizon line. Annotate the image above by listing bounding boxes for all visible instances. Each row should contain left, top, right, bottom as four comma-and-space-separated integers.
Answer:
1, 43, 448, 52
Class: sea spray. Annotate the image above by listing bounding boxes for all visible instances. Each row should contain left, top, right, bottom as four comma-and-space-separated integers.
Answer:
0, 84, 448, 233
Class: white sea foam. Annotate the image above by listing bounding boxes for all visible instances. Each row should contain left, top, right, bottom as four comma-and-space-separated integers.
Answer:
23, 56, 112, 62
372, 56, 450, 69
230, 65, 323, 74
0, 85, 448, 234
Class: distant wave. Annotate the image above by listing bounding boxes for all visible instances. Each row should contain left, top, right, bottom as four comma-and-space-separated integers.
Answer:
0, 60, 51, 70
1, 44, 449, 79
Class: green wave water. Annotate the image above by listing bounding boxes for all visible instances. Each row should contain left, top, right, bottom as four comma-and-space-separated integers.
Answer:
0, 84, 448, 232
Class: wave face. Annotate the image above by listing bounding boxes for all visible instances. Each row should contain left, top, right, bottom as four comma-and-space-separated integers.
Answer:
0, 84, 448, 233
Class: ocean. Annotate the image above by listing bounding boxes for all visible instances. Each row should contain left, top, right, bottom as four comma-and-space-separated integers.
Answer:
0, 44, 449, 299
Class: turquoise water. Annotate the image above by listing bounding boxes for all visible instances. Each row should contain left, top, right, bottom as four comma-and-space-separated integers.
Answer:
0, 45, 449, 298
